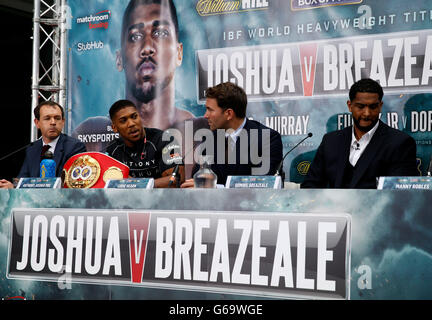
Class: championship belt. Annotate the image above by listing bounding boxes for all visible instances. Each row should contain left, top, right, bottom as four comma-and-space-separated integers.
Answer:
62, 152, 129, 188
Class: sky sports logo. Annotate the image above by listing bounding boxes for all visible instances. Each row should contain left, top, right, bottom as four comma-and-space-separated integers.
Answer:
76, 10, 111, 29
291, 0, 362, 11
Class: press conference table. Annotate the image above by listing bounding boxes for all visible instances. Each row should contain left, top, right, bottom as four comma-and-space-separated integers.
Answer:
0, 188, 430, 300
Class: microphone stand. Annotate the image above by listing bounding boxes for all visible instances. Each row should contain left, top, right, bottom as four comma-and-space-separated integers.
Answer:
274, 133, 313, 176
0, 142, 34, 162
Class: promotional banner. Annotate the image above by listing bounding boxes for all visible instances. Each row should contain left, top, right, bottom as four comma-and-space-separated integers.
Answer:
0, 188, 431, 300
67, 0, 432, 182
8, 209, 351, 299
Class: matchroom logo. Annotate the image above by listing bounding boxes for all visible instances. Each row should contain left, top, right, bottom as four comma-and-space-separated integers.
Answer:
76, 10, 111, 29
196, 0, 270, 16
291, 0, 362, 11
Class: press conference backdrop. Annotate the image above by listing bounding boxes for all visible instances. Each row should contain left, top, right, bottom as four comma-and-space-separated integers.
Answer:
67, 0, 432, 182
0, 188, 431, 300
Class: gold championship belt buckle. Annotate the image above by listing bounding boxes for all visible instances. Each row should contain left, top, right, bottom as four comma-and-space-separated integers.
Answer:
62, 152, 129, 188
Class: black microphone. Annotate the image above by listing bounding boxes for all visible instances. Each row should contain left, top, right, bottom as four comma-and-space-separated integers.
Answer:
355, 142, 360, 150
0, 141, 34, 162
167, 140, 198, 187
167, 136, 204, 187
168, 163, 180, 187
274, 132, 313, 176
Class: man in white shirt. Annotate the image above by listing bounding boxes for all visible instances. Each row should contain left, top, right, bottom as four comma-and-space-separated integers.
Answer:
301, 78, 418, 189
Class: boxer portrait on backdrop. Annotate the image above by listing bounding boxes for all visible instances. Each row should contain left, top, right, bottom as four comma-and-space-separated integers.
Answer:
73, 0, 198, 152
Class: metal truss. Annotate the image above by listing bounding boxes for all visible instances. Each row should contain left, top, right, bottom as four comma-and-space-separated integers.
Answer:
31, 0, 68, 140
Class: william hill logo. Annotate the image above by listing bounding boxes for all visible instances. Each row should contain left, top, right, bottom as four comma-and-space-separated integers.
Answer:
196, 0, 269, 16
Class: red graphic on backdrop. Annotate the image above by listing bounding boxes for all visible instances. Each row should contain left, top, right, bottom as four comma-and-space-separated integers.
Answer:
128, 213, 151, 283
299, 43, 318, 96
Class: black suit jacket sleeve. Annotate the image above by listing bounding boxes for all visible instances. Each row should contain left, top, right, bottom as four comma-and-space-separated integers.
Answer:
17, 150, 32, 178
384, 134, 418, 176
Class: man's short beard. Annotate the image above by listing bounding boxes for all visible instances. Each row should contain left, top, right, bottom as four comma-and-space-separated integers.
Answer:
353, 117, 378, 133
132, 84, 156, 104
130, 77, 171, 104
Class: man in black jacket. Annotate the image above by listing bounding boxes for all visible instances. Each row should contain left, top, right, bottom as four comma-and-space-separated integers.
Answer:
181, 82, 284, 187
106, 99, 183, 188
301, 78, 418, 189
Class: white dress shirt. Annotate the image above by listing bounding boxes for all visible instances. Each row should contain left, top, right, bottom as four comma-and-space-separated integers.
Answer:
349, 121, 379, 167
225, 118, 246, 151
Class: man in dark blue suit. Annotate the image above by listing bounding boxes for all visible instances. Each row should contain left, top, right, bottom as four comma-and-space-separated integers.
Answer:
0, 101, 86, 188
181, 82, 283, 187
301, 78, 418, 189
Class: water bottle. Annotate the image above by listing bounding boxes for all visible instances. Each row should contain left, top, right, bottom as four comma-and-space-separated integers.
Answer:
40, 150, 56, 178
193, 156, 217, 188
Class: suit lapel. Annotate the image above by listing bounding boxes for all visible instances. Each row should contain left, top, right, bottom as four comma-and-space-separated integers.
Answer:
233, 119, 251, 173
214, 119, 250, 178
334, 127, 352, 187
30, 139, 44, 177
349, 121, 386, 188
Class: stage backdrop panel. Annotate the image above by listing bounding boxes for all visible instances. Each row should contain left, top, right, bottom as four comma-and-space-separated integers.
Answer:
66, 0, 432, 181
0, 188, 431, 300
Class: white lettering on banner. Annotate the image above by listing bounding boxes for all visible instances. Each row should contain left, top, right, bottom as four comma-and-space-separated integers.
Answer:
193, 219, 210, 281
411, 111, 432, 132
10, 210, 350, 300
77, 41, 104, 52
155, 218, 173, 278
210, 219, 230, 282
16, 215, 122, 276
207, 49, 295, 95
154, 217, 338, 290
77, 133, 119, 143
265, 115, 309, 136
198, 30, 432, 100
242, 0, 269, 9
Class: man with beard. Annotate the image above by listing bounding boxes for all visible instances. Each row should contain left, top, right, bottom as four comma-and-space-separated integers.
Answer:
116, 0, 193, 129
106, 99, 184, 188
73, 0, 196, 152
301, 78, 418, 189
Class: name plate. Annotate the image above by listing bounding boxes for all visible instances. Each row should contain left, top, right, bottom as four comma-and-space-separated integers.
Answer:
225, 176, 282, 189
377, 176, 432, 190
16, 177, 61, 189
104, 178, 154, 189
